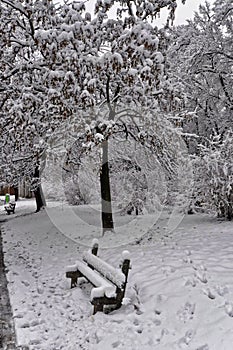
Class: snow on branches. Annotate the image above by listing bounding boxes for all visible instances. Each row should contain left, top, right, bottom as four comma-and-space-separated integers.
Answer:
0, 0, 189, 215
95, 0, 186, 26
195, 130, 233, 220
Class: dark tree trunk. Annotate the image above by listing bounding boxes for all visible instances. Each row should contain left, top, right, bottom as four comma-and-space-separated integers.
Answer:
227, 196, 233, 221
100, 140, 114, 234
34, 185, 46, 212
33, 165, 46, 213
227, 190, 233, 221
227, 206, 233, 221
14, 187, 19, 201
218, 200, 233, 221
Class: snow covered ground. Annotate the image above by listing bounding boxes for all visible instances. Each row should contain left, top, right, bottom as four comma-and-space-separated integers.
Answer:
1, 200, 233, 349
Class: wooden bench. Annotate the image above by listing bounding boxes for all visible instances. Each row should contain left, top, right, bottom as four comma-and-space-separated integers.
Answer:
4, 202, 16, 215
66, 239, 131, 314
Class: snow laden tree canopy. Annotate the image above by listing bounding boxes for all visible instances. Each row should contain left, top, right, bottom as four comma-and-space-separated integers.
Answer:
95, 0, 186, 25
31, 1, 170, 110
0, 0, 60, 210
0, 0, 189, 222
167, 0, 233, 153
165, 0, 233, 220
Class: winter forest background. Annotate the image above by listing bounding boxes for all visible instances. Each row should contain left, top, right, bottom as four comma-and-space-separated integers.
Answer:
0, 0, 232, 230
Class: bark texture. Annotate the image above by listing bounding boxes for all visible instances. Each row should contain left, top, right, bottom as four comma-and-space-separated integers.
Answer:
100, 140, 114, 233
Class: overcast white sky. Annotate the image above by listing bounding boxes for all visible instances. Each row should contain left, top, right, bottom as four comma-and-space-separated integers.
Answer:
86, 0, 215, 27
162, 0, 215, 26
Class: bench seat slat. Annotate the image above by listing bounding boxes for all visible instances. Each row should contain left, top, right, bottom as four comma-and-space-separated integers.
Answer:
67, 261, 116, 299
83, 251, 125, 289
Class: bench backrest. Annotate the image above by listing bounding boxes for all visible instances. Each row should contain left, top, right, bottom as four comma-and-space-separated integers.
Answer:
83, 240, 130, 292
83, 251, 125, 289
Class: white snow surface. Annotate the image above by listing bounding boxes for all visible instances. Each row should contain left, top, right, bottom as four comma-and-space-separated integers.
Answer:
65, 262, 79, 272
90, 286, 105, 301
70, 260, 116, 300
1, 200, 233, 349
83, 250, 125, 288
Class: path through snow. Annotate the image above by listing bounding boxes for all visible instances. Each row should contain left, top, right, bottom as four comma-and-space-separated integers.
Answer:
0, 227, 17, 350
1, 203, 233, 349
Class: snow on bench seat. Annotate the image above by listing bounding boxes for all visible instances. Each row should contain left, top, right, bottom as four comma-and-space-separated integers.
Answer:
66, 241, 131, 314
65, 263, 79, 273
66, 260, 116, 300
83, 251, 125, 289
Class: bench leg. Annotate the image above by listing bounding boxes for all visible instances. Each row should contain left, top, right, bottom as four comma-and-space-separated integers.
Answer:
71, 277, 78, 288
93, 303, 104, 315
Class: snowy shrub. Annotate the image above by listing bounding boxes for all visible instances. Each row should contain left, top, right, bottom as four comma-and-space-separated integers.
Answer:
63, 176, 87, 205
194, 130, 233, 220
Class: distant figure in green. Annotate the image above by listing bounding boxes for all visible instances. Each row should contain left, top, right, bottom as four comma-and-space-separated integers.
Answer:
4, 193, 10, 204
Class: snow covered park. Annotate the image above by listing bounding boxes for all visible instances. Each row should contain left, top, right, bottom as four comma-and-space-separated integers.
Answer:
1, 0, 232, 349
1, 199, 233, 350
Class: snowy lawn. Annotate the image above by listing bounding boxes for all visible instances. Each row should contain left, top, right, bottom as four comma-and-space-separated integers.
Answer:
1, 203, 233, 350
0, 197, 36, 220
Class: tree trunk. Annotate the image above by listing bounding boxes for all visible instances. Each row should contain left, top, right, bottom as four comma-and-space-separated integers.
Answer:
227, 190, 233, 221
14, 186, 19, 201
33, 165, 46, 212
227, 205, 233, 221
100, 140, 114, 234
34, 184, 46, 212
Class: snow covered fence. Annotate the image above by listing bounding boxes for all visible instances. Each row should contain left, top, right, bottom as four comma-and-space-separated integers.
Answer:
66, 239, 131, 314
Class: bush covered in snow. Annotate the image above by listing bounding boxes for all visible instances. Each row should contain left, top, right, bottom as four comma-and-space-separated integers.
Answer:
194, 130, 233, 220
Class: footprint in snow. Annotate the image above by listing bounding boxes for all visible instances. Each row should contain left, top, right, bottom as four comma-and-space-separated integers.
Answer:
155, 328, 169, 344
30, 319, 40, 327
13, 312, 24, 319
196, 344, 209, 350
215, 285, 229, 297
112, 340, 121, 348
135, 308, 143, 315
20, 322, 30, 328
193, 263, 207, 271
184, 277, 196, 288
185, 250, 192, 256
29, 338, 41, 345
225, 302, 233, 317
195, 271, 208, 284
182, 250, 193, 264
153, 318, 162, 326
154, 309, 162, 315
152, 311, 162, 326
203, 288, 216, 300
133, 318, 140, 326
183, 256, 193, 264
21, 280, 30, 287
162, 266, 176, 275
178, 329, 194, 348
177, 302, 195, 323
